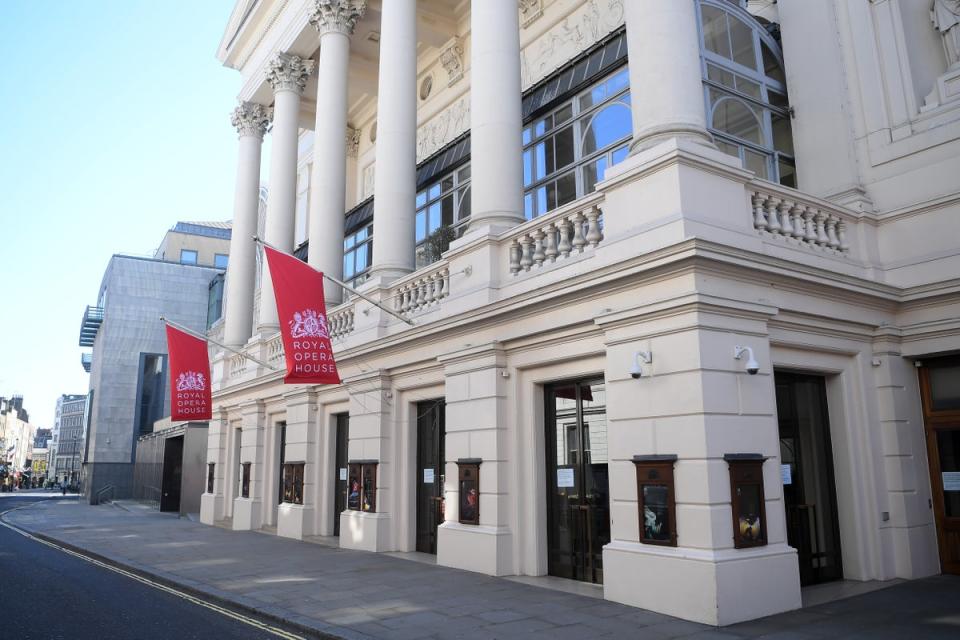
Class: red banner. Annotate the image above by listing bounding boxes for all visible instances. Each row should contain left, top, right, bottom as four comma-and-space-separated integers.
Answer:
264, 246, 341, 385
165, 324, 212, 421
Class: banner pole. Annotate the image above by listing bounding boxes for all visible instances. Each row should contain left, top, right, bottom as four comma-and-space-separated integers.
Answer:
252, 235, 415, 327
160, 316, 281, 371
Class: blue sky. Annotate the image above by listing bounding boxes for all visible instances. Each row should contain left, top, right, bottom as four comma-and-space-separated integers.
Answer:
0, 1, 251, 428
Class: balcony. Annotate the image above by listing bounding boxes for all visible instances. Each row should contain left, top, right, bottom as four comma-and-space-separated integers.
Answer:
81, 352, 92, 373
78, 305, 104, 347
214, 145, 875, 392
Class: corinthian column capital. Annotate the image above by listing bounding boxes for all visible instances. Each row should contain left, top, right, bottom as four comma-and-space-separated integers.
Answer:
230, 101, 273, 139
266, 53, 316, 94
309, 0, 366, 37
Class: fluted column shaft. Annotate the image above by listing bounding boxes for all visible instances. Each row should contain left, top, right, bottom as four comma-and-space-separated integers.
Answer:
467, 0, 524, 231
307, 0, 365, 306
224, 103, 271, 346
626, 0, 712, 153
259, 54, 315, 331
369, 0, 417, 280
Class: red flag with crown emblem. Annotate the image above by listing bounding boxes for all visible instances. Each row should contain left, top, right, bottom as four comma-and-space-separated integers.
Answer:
264, 246, 341, 385
165, 324, 212, 421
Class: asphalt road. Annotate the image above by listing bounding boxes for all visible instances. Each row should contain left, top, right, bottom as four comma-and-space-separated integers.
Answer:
0, 493, 308, 640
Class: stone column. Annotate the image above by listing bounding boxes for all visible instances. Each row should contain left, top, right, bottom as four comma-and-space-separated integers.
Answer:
467, 0, 525, 232
369, 0, 417, 281
224, 102, 272, 346
307, 0, 366, 306
233, 400, 266, 531
625, 0, 713, 153
258, 53, 315, 331
278, 388, 319, 540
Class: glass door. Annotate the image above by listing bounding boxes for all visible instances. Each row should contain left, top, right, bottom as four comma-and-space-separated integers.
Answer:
775, 373, 843, 585
545, 379, 609, 584
333, 414, 349, 537
416, 400, 446, 554
919, 357, 960, 575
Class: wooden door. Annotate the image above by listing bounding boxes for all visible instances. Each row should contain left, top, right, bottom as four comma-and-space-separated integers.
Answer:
919, 356, 960, 575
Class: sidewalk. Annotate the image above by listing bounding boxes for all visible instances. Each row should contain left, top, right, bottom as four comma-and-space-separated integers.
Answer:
6, 501, 960, 640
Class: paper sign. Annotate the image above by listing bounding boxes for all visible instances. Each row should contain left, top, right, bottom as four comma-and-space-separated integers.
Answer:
423, 468, 435, 484
943, 471, 960, 492
781, 464, 792, 485
557, 468, 575, 488
339, 467, 347, 481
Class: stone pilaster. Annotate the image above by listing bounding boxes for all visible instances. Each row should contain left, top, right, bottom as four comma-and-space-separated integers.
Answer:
277, 389, 319, 540
233, 400, 266, 531
200, 409, 230, 525
436, 343, 514, 575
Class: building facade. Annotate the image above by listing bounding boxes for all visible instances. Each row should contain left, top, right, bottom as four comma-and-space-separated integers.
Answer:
79, 254, 222, 503
50, 393, 87, 485
153, 220, 233, 269
1, 395, 35, 489
201, 0, 960, 626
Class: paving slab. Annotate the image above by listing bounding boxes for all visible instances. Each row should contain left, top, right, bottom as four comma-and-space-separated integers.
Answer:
4, 500, 960, 640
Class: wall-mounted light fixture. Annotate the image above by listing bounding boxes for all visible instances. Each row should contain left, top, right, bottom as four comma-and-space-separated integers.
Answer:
734, 346, 760, 375
630, 351, 653, 379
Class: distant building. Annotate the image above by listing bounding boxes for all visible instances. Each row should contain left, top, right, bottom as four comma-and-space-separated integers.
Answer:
1, 396, 35, 488
33, 428, 51, 449
79, 251, 222, 503
31, 448, 48, 486
49, 394, 87, 485
153, 221, 232, 269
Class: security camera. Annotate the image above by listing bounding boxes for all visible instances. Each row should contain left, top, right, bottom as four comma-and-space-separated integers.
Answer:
734, 346, 760, 375
631, 351, 652, 379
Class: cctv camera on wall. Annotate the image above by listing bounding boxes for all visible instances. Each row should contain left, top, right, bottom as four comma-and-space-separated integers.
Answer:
734, 346, 760, 375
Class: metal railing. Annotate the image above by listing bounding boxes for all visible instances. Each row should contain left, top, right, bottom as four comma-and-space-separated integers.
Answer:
94, 484, 115, 505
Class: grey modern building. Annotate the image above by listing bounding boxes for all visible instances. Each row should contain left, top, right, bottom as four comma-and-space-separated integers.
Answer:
79, 252, 223, 503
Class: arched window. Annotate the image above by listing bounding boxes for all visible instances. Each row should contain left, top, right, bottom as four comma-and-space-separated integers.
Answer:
697, 0, 796, 187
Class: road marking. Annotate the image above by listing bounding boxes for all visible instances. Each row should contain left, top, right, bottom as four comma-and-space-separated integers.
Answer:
0, 503, 308, 640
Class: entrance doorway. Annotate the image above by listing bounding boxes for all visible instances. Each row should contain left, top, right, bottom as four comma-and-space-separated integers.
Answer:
160, 435, 184, 513
775, 372, 843, 585
416, 400, 445, 554
545, 379, 609, 584
333, 414, 349, 537
919, 356, 960, 575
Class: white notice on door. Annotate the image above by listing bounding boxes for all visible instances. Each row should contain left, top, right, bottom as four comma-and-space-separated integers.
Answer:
781, 464, 792, 485
557, 468, 575, 488
423, 468, 435, 483
943, 471, 960, 492
339, 467, 347, 481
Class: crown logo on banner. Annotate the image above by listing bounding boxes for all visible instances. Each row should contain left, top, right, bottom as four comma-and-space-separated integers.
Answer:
289, 309, 329, 339
176, 371, 207, 391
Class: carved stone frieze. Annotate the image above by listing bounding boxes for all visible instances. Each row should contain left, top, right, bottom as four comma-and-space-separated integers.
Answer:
519, 0, 543, 28
231, 101, 273, 139
440, 38, 465, 87
362, 163, 376, 198
519, 0, 625, 90
266, 53, 316, 95
416, 95, 470, 162
309, 0, 366, 37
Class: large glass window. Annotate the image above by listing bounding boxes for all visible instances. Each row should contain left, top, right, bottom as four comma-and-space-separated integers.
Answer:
179, 249, 198, 265
698, 0, 796, 186
135, 354, 166, 436
343, 224, 373, 287
214, 253, 229, 269
415, 165, 472, 268
523, 67, 631, 220
207, 273, 224, 328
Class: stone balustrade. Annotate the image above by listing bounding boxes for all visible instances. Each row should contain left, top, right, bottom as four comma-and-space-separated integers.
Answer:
749, 181, 856, 255
328, 303, 355, 339
391, 261, 450, 313
266, 334, 284, 365
229, 353, 247, 379
505, 193, 605, 275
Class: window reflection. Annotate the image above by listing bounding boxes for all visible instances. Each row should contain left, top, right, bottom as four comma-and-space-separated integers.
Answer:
698, 0, 795, 186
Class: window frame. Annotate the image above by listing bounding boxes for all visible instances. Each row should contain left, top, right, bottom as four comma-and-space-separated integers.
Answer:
342, 223, 374, 286
179, 249, 198, 265
415, 164, 472, 268
522, 65, 632, 220
696, 0, 795, 185
214, 253, 229, 269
